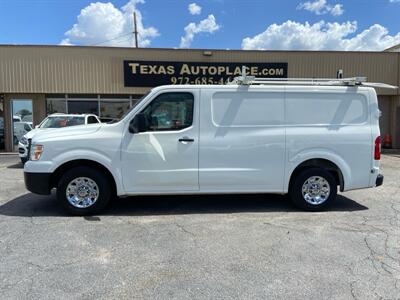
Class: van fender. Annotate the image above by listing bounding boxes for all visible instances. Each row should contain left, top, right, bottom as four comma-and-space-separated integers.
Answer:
49, 150, 124, 195
284, 148, 352, 192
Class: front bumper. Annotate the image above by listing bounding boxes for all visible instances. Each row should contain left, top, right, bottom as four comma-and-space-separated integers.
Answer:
376, 174, 384, 187
24, 172, 52, 195
18, 142, 28, 158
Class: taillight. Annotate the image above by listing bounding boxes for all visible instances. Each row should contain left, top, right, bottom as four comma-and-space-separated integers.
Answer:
374, 136, 381, 160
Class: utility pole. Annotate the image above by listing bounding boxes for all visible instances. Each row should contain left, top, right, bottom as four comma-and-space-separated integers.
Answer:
133, 12, 139, 48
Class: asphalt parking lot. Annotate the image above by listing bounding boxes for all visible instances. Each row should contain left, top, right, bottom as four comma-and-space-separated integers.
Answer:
0, 154, 399, 299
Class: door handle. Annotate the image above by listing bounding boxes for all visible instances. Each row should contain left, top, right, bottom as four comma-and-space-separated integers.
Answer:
179, 137, 194, 143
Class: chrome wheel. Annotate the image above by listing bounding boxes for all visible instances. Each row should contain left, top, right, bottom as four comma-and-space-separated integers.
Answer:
301, 176, 330, 205
66, 177, 99, 208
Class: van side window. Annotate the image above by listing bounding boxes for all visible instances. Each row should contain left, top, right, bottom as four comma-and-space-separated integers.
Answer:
141, 92, 194, 131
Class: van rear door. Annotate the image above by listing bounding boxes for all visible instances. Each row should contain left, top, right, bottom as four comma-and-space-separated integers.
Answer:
199, 86, 286, 192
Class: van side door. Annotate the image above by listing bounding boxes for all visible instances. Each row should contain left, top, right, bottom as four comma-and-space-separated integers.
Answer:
120, 90, 199, 192
199, 87, 286, 192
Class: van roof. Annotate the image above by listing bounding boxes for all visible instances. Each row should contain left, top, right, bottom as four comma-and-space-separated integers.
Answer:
151, 84, 375, 92
151, 75, 396, 92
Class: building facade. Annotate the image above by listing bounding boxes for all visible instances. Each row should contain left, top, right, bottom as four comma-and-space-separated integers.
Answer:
0, 45, 399, 152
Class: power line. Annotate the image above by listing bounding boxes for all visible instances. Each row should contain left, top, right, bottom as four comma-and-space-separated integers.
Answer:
88, 32, 133, 46
85, 11, 141, 47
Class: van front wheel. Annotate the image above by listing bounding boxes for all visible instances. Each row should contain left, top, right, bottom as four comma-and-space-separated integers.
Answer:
57, 166, 111, 215
289, 168, 337, 211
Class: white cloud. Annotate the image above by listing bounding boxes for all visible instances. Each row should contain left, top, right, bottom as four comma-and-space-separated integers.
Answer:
241, 20, 400, 51
179, 14, 220, 48
59, 39, 73, 46
61, 0, 159, 47
330, 4, 344, 16
188, 3, 202, 15
297, 0, 344, 16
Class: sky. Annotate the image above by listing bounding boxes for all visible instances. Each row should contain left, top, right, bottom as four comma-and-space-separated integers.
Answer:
0, 0, 400, 51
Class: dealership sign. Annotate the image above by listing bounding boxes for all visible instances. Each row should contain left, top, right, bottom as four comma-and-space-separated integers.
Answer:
123, 61, 288, 87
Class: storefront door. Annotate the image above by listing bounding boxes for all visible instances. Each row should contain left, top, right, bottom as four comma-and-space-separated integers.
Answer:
0, 97, 4, 151
11, 99, 33, 151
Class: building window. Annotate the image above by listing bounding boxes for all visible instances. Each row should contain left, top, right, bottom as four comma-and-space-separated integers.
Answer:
45, 94, 145, 122
100, 100, 131, 121
47, 99, 66, 114
68, 100, 99, 115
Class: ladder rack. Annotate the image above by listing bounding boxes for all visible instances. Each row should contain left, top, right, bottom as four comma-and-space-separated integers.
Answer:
231, 76, 368, 86
230, 67, 398, 89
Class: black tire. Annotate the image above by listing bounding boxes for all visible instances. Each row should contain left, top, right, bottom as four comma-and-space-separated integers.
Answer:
289, 168, 337, 211
20, 157, 27, 165
57, 166, 112, 215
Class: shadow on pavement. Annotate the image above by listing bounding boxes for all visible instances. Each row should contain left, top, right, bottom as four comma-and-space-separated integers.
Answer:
7, 163, 23, 169
0, 192, 368, 218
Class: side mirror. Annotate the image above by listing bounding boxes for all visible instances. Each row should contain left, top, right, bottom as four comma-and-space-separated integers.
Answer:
129, 113, 147, 134
35, 125, 39, 129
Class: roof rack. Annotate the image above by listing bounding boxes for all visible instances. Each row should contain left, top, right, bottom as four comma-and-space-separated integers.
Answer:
230, 67, 398, 89
232, 76, 368, 86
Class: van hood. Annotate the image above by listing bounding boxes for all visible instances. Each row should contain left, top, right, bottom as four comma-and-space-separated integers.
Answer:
24, 128, 40, 139
32, 124, 102, 142
23, 127, 61, 139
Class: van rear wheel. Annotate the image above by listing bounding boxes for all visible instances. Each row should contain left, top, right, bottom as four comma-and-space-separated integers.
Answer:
57, 166, 111, 215
289, 168, 337, 211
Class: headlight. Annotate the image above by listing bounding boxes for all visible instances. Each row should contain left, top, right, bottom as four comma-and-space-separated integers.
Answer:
30, 144, 44, 161
20, 136, 28, 145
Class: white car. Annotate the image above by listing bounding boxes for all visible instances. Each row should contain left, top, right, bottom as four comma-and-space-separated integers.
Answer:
24, 77, 386, 215
18, 114, 100, 163
13, 115, 22, 122
13, 122, 33, 144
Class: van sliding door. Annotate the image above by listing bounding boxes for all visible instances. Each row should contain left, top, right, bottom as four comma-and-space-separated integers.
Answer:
199, 87, 286, 192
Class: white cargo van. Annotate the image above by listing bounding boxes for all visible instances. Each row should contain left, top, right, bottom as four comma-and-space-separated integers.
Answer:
24, 76, 388, 215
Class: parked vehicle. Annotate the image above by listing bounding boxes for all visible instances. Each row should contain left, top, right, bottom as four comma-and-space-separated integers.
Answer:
18, 113, 100, 164
0, 117, 5, 150
21, 114, 33, 127
13, 122, 33, 145
24, 76, 388, 215
13, 115, 22, 123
